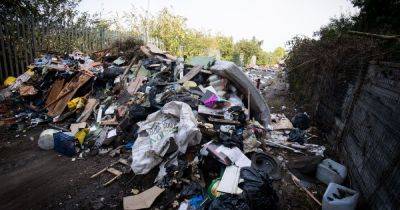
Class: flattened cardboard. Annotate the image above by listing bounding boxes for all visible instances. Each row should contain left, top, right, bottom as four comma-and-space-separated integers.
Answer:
123, 186, 165, 210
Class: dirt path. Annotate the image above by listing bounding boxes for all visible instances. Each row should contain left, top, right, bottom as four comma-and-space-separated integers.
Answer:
0, 126, 128, 210
252, 68, 323, 210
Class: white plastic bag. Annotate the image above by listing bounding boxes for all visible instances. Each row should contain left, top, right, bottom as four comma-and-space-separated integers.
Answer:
131, 101, 202, 174
38, 129, 58, 150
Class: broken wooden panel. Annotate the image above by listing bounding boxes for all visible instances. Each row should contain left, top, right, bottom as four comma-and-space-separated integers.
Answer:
340, 62, 400, 209
127, 75, 146, 95
140, 45, 152, 57
47, 72, 93, 117
45, 78, 65, 110
208, 117, 241, 125
77, 98, 98, 123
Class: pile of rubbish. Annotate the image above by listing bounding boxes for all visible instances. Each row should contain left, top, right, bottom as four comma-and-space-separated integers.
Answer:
0, 43, 358, 210
268, 112, 360, 210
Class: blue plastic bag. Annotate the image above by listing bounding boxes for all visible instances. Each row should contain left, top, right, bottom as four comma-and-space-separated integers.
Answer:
189, 195, 204, 209
53, 132, 76, 157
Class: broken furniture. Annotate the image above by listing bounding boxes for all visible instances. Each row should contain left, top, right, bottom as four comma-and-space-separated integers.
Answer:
91, 158, 130, 186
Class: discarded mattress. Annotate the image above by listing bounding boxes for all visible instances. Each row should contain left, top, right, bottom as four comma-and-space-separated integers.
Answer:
210, 61, 271, 127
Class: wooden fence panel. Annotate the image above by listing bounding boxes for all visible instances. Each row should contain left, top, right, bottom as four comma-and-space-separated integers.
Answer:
0, 17, 135, 81
341, 62, 400, 209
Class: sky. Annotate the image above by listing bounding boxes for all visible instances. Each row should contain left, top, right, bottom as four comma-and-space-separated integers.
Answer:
78, 0, 359, 51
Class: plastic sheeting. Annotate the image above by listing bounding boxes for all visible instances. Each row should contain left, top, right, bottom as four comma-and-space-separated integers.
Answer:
210, 61, 270, 127
131, 101, 202, 174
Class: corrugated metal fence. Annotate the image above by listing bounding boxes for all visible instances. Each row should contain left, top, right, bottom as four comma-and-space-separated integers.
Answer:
0, 18, 130, 81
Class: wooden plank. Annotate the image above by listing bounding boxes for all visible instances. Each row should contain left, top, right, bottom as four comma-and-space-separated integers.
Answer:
178, 65, 202, 83
107, 168, 122, 176
47, 72, 93, 117
91, 167, 108, 178
201, 69, 212, 74
291, 173, 322, 206
103, 174, 122, 186
45, 78, 65, 109
119, 158, 129, 166
127, 75, 146, 95
208, 117, 241, 125
76, 98, 99, 123
121, 56, 138, 82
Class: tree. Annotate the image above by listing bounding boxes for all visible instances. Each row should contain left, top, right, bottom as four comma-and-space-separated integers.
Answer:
126, 7, 286, 66
351, 0, 400, 33
234, 37, 264, 65
148, 8, 187, 55
0, 0, 81, 24
273, 47, 285, 59
216, 35, 234, 61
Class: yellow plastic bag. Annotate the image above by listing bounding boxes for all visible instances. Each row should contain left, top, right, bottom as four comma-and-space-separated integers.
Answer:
75, 128, 89, 145
183, 81, 197, 89
3, 76, 16, 86
67, 97, 86, 110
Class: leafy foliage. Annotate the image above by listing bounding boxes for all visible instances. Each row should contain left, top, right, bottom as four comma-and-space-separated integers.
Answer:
352, 0, 400, 34
285, 0, 399, 115
0, 0, 128, 56
129, 8, 285, 66
0, 0, 81, 24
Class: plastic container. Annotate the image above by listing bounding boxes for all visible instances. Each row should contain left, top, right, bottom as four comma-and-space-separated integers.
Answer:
322, 183, 359, 210
316, 159, 347, 184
